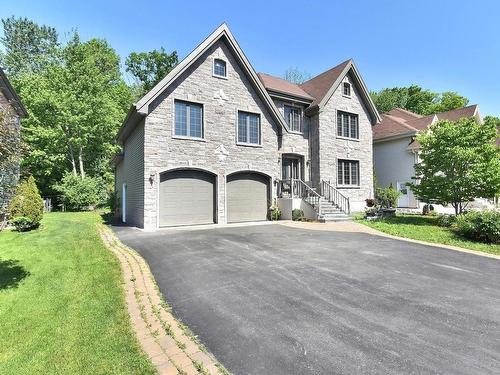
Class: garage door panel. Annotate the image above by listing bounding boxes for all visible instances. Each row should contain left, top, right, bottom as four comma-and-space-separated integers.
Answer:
227, 172, 269, 223
159, 170, 215, 226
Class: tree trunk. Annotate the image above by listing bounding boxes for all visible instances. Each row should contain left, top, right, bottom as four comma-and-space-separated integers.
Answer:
68, 143, 77, 176
78, 147, 85, 179
78, 147, 85, 178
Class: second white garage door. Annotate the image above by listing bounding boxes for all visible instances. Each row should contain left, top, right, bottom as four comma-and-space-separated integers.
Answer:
227, 172, 269, 223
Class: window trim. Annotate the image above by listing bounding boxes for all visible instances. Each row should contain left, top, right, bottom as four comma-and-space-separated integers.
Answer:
336, 110, 359, 140
212, 57, 228, 79
283, 104, 303, 133
342, 81, 351, 98
337, 158, 360, 188
236, 110, 262, 147
172, 99, 205, 141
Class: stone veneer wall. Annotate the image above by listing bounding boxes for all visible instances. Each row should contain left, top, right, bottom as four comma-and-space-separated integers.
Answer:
317, 72, 374, 211
272, 99, 311, 182
142, 39, 281, 230
0, 91, 20, 216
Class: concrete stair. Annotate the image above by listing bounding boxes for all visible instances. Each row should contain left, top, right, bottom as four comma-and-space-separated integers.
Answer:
317, 198, 351, 222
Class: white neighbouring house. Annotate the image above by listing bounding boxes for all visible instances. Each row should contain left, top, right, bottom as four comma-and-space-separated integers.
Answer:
372, 105, 484, 212
114, 24, 381, 230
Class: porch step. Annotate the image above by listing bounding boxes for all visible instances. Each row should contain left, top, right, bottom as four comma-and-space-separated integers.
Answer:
319, 214, 352, 222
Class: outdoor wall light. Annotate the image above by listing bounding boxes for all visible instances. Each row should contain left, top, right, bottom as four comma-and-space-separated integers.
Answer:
149, 173, 155, 184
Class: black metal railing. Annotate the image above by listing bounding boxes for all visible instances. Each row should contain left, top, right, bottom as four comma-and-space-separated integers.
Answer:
321, 180, 350, 214
278, 179, 321, 210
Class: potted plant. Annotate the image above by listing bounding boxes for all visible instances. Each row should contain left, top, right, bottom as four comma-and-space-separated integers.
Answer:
376, 184, 401, 217
365, 198, 375, 207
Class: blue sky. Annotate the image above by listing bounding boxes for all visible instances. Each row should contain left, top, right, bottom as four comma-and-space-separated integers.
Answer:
2, 0, 499, 116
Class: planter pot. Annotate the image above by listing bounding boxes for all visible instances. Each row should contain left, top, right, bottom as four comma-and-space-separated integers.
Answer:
381, 208, 396, 217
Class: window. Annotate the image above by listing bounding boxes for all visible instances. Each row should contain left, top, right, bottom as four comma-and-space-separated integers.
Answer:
237, 111, 260, 145
337, 111, 359, 139
343, 82, 351, 97
174, 100, 203, 138
284, 105, 302, 132
213, 58, 227, 78
337, 159, 360, 186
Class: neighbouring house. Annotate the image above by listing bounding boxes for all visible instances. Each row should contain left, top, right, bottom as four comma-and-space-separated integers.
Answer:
114, 24, 380, 229
373, 105, 484, 211
0, 67, 27, 217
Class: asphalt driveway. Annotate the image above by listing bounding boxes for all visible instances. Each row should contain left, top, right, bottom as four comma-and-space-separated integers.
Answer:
113, 223, 500, 375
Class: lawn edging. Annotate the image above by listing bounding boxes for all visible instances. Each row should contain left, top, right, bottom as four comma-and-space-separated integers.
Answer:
99, 224, 229, 375
355, 221, 500, 260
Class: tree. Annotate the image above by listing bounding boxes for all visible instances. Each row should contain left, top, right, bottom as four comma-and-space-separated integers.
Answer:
0, 16, 58, 76
409, 117, 500, 215
283, 67, 311, 84
370, 85, 469, 115
125, 47, 178, 94
13, 31, 132, 195
427, 91, 469, 114
8, 175, 44, 231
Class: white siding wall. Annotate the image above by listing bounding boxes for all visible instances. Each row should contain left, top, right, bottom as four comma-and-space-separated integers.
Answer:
373, 137, 418, 207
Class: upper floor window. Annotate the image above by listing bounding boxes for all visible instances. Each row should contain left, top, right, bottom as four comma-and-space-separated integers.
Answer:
237, 111, 260, 145
174, 100, 203, 139
337, 111, 359, 139
213, 58, 227, 78
284, 105, 302, 132
338, 159, 359, 186
343, 82, 351, 97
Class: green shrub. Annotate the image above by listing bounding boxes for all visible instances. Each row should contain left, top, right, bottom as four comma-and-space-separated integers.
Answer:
8, 176, 44, 231
455, 210, 500, 243
54, 173, 106, 211
292, 209, 304, 221
436, 214, 457, 227
376, 184, 401, 208
268, 204, 281, 221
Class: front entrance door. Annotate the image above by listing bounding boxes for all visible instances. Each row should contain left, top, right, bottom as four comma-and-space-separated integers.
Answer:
282, 157, 302, 181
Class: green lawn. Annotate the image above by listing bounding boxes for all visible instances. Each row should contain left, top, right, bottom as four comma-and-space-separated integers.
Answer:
358, 214, 500, 256
0, 212, 156, 374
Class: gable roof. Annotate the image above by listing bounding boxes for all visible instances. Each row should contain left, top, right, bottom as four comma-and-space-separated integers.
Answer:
0, 67, 27, 117
298, 59, 381, 124
257, 73, 314, 101
373, 105, 480, 142
118, 23, 290, 142
300, 60, 350, 107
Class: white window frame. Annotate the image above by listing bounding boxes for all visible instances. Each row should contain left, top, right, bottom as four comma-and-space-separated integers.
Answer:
336, 110, 359, 140
236, 110, 261, 147
337, 159, 360, 188
284, 104, 302, 133
172, 99, 205, 141
342, 81, 351, 98
212, 57, 228, 79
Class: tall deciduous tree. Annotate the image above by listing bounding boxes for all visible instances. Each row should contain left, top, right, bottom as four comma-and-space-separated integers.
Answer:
13, 32, 132, 194
409, 117, 500, 215
0, 16, 58, 76
125, 47, 178, 95
370, 85, 469, 115
283, 67, 311, 84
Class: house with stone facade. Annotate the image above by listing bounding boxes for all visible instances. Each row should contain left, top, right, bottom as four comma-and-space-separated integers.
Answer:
114, 24, 381, 230
373, 105, 481, 211
0, 67, 27, 218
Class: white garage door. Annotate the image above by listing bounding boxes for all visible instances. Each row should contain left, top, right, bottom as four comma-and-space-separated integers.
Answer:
227, 172, 269, 223
159, 170, 215, 227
